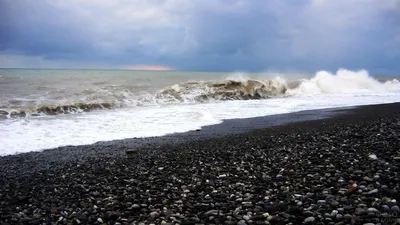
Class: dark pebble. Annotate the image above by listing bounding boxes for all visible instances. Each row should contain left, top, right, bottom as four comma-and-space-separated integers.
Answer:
1, 103, 399, 224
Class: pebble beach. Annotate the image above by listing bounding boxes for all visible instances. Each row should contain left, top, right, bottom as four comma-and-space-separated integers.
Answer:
1, 103, 400, 225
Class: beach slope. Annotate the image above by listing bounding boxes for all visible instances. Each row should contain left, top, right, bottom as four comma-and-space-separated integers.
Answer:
1, 103, 399, 224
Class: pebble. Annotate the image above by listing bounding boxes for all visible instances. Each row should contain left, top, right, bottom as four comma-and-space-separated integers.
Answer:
367, 189, 379, 195
344, 205, 354, 212
330, 201, 339, 207
149, 212, 160, 218
205, 210, 219, 216
355, 208, 367, 215
237, 220, 246, 225
391, 205, 400, 213
242, 202, 252, 207
382, 205, 390, 212
243, 215, 250, 221
304, 216, 315, 223
303, 211, 314, 217
354, 170, 364, 175
369, 154, 378, 160
343, 214, 353, 220
363, 176, 373, 182
367, 207, 379, 213
1, 107, 400, 225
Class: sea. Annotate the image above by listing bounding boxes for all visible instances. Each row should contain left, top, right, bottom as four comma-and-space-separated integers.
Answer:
0, 68, 399, 156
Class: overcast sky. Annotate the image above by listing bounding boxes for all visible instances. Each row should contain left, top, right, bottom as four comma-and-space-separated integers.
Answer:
1, 0, 399, 74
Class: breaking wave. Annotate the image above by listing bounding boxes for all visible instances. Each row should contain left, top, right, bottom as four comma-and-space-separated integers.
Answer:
156, 78, 294, 102
156, 69, 399, 102
0, 102, 115, 119
287, 69, 399, 95
1, 69, 399, 119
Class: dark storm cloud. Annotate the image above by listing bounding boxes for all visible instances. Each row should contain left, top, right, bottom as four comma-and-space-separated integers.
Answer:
0, 0, 399, 74
1, 1, 93, 58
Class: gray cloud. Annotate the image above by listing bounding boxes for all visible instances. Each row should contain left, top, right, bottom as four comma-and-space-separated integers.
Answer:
1, 0, 399, 74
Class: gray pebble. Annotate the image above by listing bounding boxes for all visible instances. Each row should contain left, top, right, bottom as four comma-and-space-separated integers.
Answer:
367, 189, 379, 195
391, 205, 400, 213
304, 216, 315, 223
149, 212, 160, 218
205, 210, 219, 216
303, 211, 314, 217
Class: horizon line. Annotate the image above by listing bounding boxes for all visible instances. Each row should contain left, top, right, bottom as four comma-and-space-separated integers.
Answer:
0, 67, 232, 73
0, 67, 398, 77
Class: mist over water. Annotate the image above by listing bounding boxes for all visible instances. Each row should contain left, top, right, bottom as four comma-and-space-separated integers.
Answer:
0, 68, 399, 155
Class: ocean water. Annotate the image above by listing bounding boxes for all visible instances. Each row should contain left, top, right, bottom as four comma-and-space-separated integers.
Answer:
0, 68, 399, 155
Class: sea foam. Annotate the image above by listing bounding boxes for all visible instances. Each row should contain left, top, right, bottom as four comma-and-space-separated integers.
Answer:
0, 68, 399, 155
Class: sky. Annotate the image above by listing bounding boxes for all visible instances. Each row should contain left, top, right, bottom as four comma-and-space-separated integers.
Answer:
1, 0, 400, 74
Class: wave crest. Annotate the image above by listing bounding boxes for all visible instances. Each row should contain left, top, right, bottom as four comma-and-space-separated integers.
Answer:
287, 69, 399, 95
156, 78, 290, 102
1, 69, 399, 119
0, 102, 114, 119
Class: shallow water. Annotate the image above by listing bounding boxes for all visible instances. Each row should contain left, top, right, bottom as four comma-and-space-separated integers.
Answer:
0, 68, 399, 155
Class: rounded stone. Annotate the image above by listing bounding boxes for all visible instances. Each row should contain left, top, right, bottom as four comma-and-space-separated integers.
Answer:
303, 211, 314, 217
149, 212, 160, 218
391, 205, 400, 213
330, 201, 339, 207
304, 216, 315, 223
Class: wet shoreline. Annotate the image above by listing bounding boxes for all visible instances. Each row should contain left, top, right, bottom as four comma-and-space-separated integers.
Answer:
1, 103, 399, 224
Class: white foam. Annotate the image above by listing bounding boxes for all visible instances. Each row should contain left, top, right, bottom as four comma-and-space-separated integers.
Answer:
1, 92, 399, 156
1, 69, 400, 156
287, 69, 399, 95
225, 72, 250, 83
